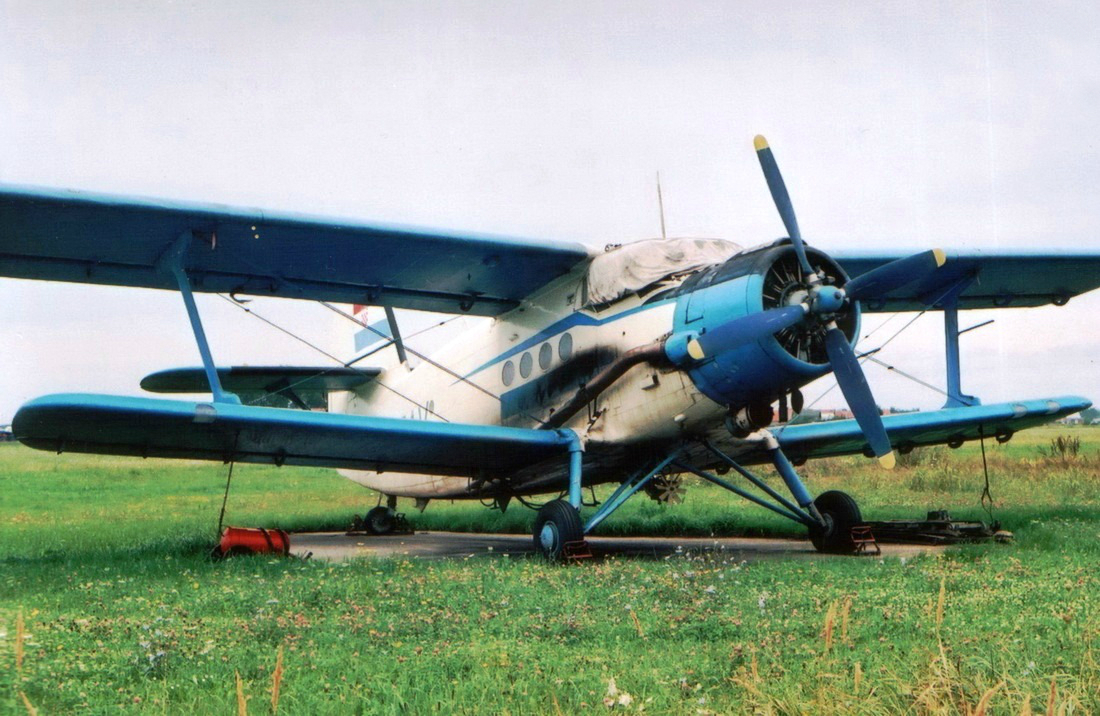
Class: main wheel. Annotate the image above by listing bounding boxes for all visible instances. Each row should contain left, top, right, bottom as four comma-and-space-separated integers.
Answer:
533, 500, 583, 560
364, 506, 398, 535
808, 490, 862, 554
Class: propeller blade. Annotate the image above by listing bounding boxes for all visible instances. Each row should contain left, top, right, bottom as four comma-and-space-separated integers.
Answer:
845, 249, 947, 301
691, 304, 807, 360
823, 326, 895, 468
754, 135, 812, 275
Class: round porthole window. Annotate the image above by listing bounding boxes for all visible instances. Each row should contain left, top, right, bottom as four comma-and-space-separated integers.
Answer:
558, 332, 573, 361
519, 352, 533, 378
502, 360, 515, 386
538, 342, 553, 370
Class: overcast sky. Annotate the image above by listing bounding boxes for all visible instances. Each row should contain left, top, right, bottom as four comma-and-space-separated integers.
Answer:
2, 0, 1098, 423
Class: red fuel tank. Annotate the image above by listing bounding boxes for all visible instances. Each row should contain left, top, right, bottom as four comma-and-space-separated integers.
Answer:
218, 527, 291, 557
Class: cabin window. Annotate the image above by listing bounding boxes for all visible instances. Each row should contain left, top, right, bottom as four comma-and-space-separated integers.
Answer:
519, 352, 533, 378
502, 360, 515, 386
538, 343, 553, 371
558, 332, 573, 361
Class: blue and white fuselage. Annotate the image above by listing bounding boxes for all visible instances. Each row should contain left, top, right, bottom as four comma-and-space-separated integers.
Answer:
338, 238, 850, 499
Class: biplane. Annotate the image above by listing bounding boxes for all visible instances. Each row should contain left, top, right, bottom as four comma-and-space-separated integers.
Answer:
4, 136, 1099, 557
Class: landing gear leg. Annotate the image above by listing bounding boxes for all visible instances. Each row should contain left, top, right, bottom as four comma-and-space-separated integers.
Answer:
702, 435, 864, 555
532, 429, 588, 561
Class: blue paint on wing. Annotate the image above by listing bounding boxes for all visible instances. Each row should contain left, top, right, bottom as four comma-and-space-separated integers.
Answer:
12, 393, 574, 476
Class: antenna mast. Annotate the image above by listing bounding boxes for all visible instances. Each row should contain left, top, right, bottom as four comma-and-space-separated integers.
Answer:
656, 171, 667, 239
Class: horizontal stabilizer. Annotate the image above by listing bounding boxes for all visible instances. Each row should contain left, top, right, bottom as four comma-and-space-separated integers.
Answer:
772, 396, 1091, 462
141, 366, 380, 394
12, 394, 576, 477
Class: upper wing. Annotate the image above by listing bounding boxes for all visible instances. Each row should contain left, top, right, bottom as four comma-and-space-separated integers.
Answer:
770, 396, 1090, 462
833, 250, 1100, 311
12, 393, 576, 477
0, 185, 591, 316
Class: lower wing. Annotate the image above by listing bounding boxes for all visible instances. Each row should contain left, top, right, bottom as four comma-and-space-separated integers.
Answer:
12, 393, 576, 478
11, 393, 1089, 494
771, 396, 1090, 462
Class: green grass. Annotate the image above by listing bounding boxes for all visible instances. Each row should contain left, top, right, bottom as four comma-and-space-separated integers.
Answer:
1, 426, 1099, 714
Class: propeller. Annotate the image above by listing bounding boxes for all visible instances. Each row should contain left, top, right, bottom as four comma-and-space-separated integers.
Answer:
667, 136, 946, 467
751, 134, 951, 468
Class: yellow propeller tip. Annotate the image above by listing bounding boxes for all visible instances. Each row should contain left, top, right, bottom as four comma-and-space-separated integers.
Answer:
687, 339, 705, 361
878, 452, 896, 470
753, 135, 769, 151
932, 248, 947, 267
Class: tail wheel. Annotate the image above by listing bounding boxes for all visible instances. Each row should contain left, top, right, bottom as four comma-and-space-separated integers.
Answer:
365, 506, 398, 535
644, 473, 686, 504
533, 500, 583, 561
808, 490, 862, 554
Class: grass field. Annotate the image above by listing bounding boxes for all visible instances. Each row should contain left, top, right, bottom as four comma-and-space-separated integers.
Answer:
1, 425, 1098, 714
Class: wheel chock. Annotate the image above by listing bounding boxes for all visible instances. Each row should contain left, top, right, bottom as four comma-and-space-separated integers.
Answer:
562, 539, 593, 561
850, 525, 881, 556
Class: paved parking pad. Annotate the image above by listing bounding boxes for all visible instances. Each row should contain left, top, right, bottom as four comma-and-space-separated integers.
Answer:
290, 530, 943, 562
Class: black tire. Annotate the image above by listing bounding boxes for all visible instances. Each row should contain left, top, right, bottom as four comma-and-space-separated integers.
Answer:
365, 506, 398, 535
533, 500, 583, 560
808, 490, 862, 554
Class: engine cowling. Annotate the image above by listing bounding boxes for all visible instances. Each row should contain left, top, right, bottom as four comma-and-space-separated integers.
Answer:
671, 242, 860, 411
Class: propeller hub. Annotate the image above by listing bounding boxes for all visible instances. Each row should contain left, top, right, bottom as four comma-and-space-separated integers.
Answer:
763, 246, 858, 366
811, 285, 846, 314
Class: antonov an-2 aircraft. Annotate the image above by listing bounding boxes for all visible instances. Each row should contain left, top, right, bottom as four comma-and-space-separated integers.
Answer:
4, 137, 1100, 558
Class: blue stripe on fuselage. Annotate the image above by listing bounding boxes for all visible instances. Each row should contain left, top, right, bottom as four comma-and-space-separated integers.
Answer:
459, 297, 675, 382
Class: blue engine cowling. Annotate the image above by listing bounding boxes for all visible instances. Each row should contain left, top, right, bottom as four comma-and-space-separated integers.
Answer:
672, 242, 860, 411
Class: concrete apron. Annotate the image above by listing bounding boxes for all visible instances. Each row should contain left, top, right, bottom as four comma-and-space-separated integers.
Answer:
289, 530, 944, 562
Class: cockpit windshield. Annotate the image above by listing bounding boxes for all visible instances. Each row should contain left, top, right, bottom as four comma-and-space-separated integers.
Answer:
585, 237, 742, 305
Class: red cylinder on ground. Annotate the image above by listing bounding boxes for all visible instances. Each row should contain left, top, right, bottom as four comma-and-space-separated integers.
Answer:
218, 527, 291, 556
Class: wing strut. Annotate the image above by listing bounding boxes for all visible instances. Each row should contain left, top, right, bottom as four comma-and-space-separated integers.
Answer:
931, 275, 982, 408
383, 306, 409, 365
156, 231, 240, 405
942, 294, 982, 408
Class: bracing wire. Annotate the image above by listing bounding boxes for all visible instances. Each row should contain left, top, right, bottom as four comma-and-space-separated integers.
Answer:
863, 356, 950, 398
316, 301, 507, 406
779, 309, 930, 428
317, 301, 550, 427
216, 294, 451, 422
